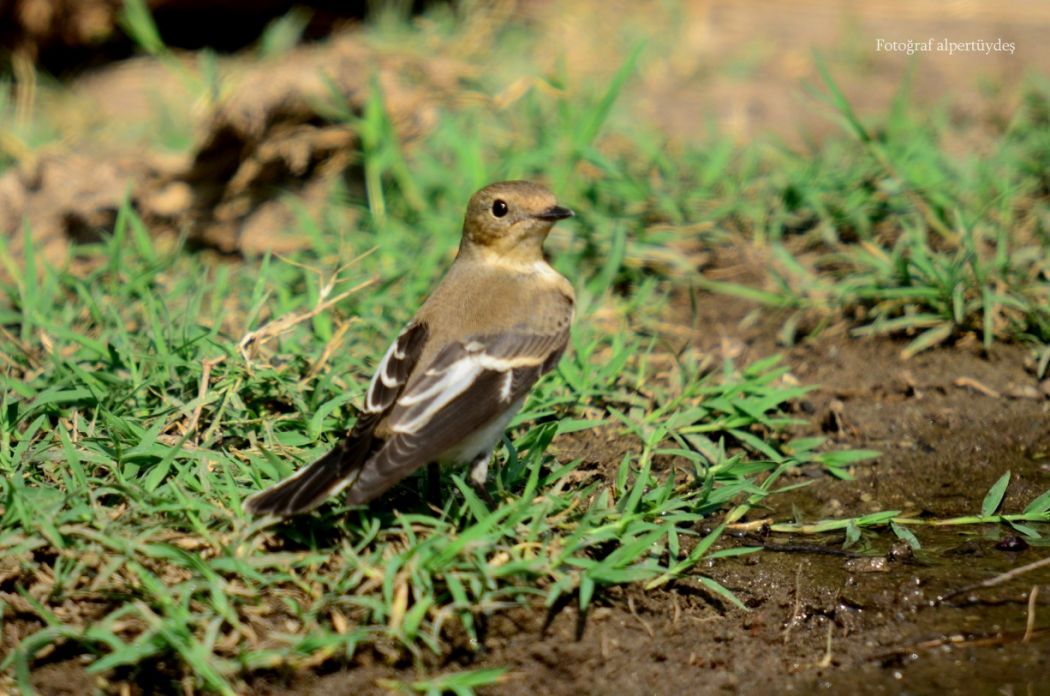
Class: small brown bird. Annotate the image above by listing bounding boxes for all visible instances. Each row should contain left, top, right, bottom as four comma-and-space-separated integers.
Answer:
244, 181, 575, 516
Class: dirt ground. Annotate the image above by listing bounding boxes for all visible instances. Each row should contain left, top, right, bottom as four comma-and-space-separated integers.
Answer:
21, 264, 1050, 694
8, 1, 1050, 693
23, 317, 1050, 694
204, 275, 1046, 696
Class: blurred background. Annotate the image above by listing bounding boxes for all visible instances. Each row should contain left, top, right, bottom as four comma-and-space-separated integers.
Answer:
1, 0, 1046, 265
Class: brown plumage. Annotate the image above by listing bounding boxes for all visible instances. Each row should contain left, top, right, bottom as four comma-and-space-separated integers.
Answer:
243, 181, 575, 516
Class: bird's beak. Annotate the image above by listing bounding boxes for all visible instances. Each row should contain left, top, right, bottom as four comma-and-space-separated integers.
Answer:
533, 205, 575, 221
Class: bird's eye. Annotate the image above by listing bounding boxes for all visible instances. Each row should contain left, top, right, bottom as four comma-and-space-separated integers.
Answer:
491, 199, 509, 218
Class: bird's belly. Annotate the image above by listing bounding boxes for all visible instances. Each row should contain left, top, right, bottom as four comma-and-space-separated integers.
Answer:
439, 396, 526, 465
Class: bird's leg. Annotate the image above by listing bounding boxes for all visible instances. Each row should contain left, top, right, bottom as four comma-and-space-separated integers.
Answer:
468, 451, 496, 508
426, 461, 442, 508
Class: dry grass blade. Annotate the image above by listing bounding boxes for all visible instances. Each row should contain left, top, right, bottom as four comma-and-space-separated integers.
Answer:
238, 277, 375, 366
938, 556, 1050, 604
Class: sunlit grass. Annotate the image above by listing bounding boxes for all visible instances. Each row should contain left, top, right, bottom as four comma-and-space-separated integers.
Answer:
0, 43, 879, 696
1, 181, 872, 691
696, 68, 1050, 361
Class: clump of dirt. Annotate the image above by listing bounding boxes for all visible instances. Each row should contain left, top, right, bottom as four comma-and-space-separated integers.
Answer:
1, 32, 469, 273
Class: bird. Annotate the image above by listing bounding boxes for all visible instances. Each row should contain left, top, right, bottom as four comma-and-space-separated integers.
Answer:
243, 181, 575, 517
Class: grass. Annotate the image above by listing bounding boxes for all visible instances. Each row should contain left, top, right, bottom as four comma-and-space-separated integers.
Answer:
2, 3, 1049, 694
695, 66, 1050, 361
0, 30, 871, 694
730, 470, 1050, 550
0, 188, 871, 692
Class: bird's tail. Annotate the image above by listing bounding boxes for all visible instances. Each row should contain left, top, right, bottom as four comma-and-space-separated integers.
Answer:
243, 421, 379, 517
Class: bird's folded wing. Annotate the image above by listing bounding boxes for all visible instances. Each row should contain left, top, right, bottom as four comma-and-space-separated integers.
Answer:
242, 321, 428, 516
343, 324, 571, 504
364, 321, 430, 413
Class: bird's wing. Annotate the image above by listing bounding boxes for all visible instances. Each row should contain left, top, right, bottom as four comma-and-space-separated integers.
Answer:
363, 321, 431, 414
342, 323, 571, 505
242, 321, 429, 516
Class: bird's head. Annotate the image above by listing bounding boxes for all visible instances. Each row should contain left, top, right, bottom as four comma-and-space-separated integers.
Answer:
460, 181, 574, 261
